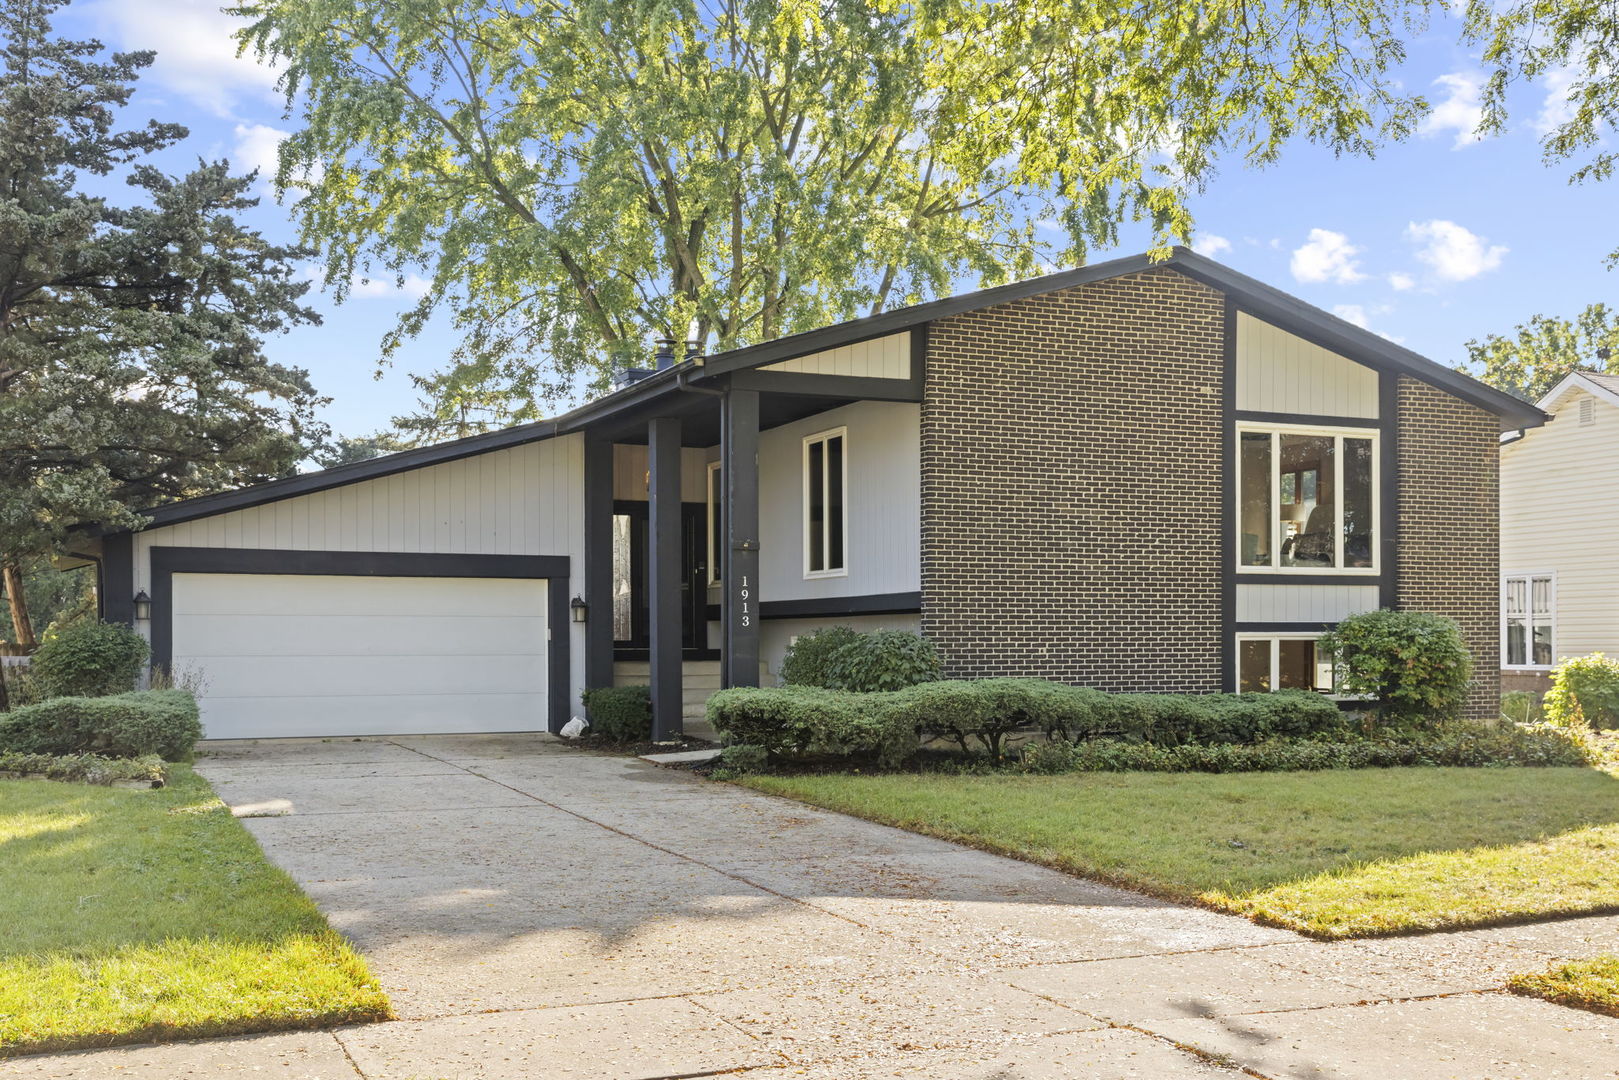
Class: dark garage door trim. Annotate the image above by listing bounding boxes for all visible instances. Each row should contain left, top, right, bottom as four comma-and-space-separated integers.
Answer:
148, 547, 572, 734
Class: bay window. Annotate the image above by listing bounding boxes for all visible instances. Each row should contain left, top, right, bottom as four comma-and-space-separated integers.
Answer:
1238, 424, 1378, 573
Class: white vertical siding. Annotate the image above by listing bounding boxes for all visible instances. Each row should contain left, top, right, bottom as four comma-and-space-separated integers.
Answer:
762, 332, 911, 379
1236, 584, 1381, 624
758, 401, 921, 602
1237, 312, 1379, 418
133, 433, 589, 714
1502, 388, 1619, 662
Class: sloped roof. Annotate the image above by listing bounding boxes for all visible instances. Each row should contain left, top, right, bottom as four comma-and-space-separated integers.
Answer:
116, 247, 1547, 532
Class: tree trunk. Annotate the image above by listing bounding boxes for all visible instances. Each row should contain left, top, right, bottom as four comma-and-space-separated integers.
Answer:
3, 562, 36, 647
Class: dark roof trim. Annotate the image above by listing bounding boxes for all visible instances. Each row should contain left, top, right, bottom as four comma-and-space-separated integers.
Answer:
116, 246, 1542, 534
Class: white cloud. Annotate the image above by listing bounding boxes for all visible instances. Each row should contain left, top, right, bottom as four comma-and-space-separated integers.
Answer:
1534, 67, 1581, 136
1387, 271, 1416, 291
1192, 234, 1231, 258
1290, 228, 1366, 285
81, 0, 280, 115
1332, 304, 1371, 330
1406, 219, 1507, 282
1419, 71, 1486, 149
349, 274, 433, 301
233, 123, 286, 179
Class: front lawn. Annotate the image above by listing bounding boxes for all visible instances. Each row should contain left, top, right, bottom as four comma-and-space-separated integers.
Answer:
1510, 955, 1619, 1018
0, 766, 391, 1058
742, 766, 1619, 938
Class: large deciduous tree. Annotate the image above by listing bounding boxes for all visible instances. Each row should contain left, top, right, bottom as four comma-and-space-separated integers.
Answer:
236, 0, 1437, 436
0, 0, 326, 644
1467, 303, 1619, 403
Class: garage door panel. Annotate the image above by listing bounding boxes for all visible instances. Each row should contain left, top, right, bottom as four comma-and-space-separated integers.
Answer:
177, 654, 547, 699
172, 574, 545, 619
198, 693, 545, 739
171, 571, 550, 739
172, 614, 546, 658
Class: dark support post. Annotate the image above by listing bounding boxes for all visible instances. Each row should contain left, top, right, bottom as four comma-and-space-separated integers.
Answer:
722, 389, 761, 687
102, 533, 134, 627
647, 417, 684, 739
583, 434, 614, 699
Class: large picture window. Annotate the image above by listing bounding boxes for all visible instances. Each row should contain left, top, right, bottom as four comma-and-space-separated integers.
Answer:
1503, 573, 1554, 669
803, 427, 847, 577
1238, 424, 1378, 573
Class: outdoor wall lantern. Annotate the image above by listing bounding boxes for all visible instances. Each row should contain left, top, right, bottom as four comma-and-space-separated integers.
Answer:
133, 590, 152, 621
570, 595, 588, 623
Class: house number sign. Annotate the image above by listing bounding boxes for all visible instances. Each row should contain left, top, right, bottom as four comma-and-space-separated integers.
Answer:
736, 574, 751, 627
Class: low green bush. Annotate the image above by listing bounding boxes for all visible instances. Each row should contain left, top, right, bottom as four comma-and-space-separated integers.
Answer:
0, 690, 201, 761
1502, 689, 1546, 725
580, 684, 653, 741
707, 685, 917, 767
780, 626, 862, 688
1545, 654, 1619, 731
1319, 609, 1472, 729
1019, 723, 1595, 774
29, 620, 149, 698
0, 751, 166, 786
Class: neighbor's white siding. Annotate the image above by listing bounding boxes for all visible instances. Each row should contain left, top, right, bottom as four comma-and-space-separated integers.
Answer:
761, 332, 911, 379
1502, 387, 1619, 662
757, 401, 921, 602
1236, 312, 1379, 419
1236, 584, 1380, 624
133, 433, 588, 712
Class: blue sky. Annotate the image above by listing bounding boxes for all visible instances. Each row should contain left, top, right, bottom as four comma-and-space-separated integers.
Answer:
59, 0, 1617, 440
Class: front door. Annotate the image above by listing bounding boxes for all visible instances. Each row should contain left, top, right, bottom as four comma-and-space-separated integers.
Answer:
611, 500, 710, 656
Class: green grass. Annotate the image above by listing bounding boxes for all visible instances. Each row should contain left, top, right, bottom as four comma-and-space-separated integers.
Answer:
741, 766, 1619, 938
1510, 955, 1619, 1018
0, 766, 392, 1058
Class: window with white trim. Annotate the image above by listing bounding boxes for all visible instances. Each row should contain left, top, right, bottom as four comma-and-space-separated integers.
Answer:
706, 461, 723, 586
1503, 573, 1554, 669
803, 427, 847, 577
1236, 634, 1338, 694
1237, 424, 1378, 573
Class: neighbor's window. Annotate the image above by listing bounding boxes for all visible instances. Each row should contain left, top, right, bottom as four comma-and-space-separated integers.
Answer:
1237, 635, 1337, 693
803, 427, 847, 577
706, 461, 723, 586
1237, 425, 1377, 572
1503, 573, 1554, 668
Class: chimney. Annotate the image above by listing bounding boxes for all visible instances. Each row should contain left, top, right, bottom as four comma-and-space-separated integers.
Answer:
654, 338, 676, 370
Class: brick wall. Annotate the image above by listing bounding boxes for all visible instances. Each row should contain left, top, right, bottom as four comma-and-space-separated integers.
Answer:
920, 266, 1226, 691
1394, 376, 1501, 720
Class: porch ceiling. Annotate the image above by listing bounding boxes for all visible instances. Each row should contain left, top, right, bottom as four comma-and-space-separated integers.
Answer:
586, 388, 867, 446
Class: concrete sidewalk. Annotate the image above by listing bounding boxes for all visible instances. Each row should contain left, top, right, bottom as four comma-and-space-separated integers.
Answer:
6, 734, 1617, 1079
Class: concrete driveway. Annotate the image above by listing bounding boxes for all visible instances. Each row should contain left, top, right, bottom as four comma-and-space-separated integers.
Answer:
7, 734, 1619, 1079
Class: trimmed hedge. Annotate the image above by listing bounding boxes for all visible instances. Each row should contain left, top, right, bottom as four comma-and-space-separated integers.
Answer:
580, 684, 653, 741
708, 679, 1351, 765
29, 620, 149, 699
0, 751, 167, 786
780, 626, 862, 688
0, 690, 201, 761
1019, 723, 1597, 774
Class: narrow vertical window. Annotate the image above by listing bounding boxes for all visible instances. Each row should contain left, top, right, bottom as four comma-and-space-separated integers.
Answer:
1239, 432, 1272, 567
804, 428, 847, 576
1503, 573, 1555, 668
706, 461, 723, 586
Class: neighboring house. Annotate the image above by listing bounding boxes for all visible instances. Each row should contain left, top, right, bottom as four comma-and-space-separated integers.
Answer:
83, 249, 1543, 740
1499, 371, 1619, 693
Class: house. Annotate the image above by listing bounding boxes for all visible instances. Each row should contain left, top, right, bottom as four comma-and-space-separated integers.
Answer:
82, 249, 1544, 740
1499, 370, 1619, 693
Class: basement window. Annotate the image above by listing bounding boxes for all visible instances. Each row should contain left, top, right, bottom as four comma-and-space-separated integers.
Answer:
1236, 634, 1338, 694
803, 427, 847, 577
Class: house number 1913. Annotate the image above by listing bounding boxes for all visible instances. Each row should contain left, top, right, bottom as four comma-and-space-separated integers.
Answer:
738, 575, 750, 627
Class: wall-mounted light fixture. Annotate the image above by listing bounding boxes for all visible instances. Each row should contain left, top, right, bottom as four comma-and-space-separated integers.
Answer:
570, 595, 588, 623
133, 590, 152, 622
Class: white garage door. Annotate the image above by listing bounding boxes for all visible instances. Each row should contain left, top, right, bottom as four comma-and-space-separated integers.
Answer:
170, 573, 548, 740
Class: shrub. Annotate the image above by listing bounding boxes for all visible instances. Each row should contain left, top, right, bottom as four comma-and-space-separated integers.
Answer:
0, 689, 201, 761
0, 751, 166, 786
30, 620, 149, 698
779, 626, 861, 687
0, 660, 47, 711
1319, 610, 1472, 728
580, 685, 653, 741
826, 630, 942, 692
1545, 654, 1619, 731
1018, 722, 1595, 774
707, 685, 916, 767
1501, 690, 1545, 725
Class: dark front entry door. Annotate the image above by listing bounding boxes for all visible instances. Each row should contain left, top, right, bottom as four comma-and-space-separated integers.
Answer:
611, 500, 711, 656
